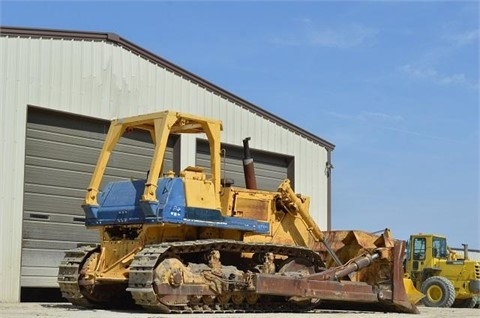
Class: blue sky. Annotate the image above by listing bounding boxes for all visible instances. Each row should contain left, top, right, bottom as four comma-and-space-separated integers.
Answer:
1, 1, 479, 248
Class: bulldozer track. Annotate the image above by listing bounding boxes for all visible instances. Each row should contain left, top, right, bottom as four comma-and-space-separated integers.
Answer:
128, 239, 324, 313
57, 244, 100, 308
58, 240, 323, 313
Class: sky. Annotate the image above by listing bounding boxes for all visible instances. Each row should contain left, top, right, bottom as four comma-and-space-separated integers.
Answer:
1, 1, 479, 248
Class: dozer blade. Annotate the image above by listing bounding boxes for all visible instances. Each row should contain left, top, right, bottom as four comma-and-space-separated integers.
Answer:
307, 229, 420, 314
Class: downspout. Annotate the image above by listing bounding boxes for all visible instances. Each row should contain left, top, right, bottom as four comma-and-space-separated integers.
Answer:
326, 149, 334, 231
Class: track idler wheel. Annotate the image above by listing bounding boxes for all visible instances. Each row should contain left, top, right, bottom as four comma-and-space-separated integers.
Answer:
78, 251, 132, 308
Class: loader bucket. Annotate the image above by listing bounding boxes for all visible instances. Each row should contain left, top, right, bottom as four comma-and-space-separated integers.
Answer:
313, 230, 420, 314
403, 277, 425, 305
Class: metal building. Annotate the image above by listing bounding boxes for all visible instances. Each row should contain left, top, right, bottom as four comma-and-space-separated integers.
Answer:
451, 248, 480, 261
0, 26, 335, 302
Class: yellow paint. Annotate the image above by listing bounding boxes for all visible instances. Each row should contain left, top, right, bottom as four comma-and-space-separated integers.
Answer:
403, 277, 425, 304
405, 233, 480, 302
181, 167, 219, 209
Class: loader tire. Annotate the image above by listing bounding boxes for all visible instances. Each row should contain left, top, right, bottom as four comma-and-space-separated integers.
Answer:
421, 276, 455, 307
452, 297, 477, 308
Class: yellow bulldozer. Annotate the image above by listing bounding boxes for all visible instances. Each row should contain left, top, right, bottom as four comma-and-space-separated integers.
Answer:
58, 110, 419, 313
404, 233, 480, 308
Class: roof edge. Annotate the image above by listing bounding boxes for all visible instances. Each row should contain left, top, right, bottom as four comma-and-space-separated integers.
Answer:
0, 26, 335, 150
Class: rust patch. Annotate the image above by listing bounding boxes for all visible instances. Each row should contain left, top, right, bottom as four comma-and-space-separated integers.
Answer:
234, 196, 269, 220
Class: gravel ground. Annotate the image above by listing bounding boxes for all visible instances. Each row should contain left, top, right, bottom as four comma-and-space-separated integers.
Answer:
0, 303, 478, 318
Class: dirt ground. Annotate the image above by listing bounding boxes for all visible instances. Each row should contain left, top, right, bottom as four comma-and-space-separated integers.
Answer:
0, 303, 478, 318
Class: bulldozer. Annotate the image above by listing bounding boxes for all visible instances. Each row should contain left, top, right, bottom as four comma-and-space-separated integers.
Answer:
404, 233, 480, 308
58, 110, 419, 313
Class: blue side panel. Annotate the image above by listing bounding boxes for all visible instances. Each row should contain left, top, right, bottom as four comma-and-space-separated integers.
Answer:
84, 178, 186, 225
83, 177, 270, 234
140, 177, 187, 219
84, 179, 152, 225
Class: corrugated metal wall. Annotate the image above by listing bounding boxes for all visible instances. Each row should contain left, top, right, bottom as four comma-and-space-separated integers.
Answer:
0, 34, 330, 301
450, 248, 480, 261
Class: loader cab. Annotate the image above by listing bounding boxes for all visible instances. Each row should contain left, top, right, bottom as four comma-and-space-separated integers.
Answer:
406, 234, 448, 272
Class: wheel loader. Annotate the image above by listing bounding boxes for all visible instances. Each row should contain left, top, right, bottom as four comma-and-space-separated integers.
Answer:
404, 233, 480, 308
58, 110, 419, 313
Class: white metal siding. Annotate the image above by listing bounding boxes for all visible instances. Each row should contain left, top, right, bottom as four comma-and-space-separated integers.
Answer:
1, 36, 28, 302
450, 248, 480, 261
0, 35, 330, 301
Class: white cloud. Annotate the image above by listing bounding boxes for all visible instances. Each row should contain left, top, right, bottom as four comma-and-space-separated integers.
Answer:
360, 111, 404, 122
328, 111, 404, 122
308, 24, 378, 48
327, 110, 465, 144
443, 29, 479, 47
400, 64, 479, 90
271, 21, 378, 49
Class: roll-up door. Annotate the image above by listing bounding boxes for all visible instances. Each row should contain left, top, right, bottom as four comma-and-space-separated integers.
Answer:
22, 107, 176, 287
196, 139, 293, 191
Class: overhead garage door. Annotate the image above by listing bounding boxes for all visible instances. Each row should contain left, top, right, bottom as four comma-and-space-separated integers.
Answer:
22, 107, 176, 287
196, 139, 293, 191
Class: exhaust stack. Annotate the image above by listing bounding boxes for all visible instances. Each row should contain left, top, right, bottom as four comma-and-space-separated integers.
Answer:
462, 244, 469, 260
242, 137, 257, 190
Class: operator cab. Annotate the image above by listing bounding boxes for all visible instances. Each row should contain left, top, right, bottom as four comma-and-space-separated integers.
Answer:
406, 234, 449, 272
